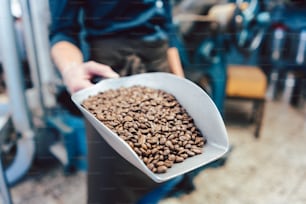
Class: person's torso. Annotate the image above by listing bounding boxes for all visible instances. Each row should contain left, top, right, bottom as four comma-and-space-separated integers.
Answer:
81, 0, 170, 41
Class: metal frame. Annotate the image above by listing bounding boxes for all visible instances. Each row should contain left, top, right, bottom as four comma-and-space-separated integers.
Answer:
0, 0, 37, 203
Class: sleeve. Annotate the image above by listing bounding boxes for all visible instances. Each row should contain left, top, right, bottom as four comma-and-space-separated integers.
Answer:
163, 0, 178, 48
48, 0, 83, 48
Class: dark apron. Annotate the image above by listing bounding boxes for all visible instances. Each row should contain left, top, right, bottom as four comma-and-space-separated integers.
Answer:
86, 38, 170, 204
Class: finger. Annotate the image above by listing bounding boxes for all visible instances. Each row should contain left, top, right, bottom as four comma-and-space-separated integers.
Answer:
84, 61, 119, 78
68, 80, 93, 94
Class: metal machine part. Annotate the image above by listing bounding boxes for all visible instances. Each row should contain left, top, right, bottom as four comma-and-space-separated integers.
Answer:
296, 29, 306, 65
233, 0, 271, 54
0, 0, 37, 202
266, 26, 286, 100
0, 0, 36, 183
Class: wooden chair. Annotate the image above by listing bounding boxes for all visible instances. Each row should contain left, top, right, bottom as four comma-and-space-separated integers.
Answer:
226, 65, 268, 138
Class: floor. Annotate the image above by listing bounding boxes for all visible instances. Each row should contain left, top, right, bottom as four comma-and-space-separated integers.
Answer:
8, 99, 306, 204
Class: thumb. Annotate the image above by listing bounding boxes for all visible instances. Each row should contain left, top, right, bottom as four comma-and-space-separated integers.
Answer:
84, 61, 119, 78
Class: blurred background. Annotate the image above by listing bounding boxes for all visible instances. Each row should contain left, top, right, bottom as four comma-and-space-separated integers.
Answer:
0, 0, 306, 203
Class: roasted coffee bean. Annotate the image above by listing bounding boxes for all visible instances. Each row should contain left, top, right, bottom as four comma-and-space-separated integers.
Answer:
143, 157, 148, 164
178, 149, 185, 155
168, 154, 176, 161
82, 85, 206, 174
138, 135, 146, 145
157, 165, 168, 173
147, 163, 154, 171
165, 141, 174, 149
192, 148, 203, 154
175, 156, 184, 163
159, 155, 164, 161
185, 143, 192, 149
181, 153, 189, 159
198, 141, 205, 147
151, 148, 159, 155
186, 150, 195, 156
134, 148, 142, 156
156, 161, 165, 166
147, 157, 154, 164
127, 141, 134, 148
163, 149, 170, 156
164, 160, 173, 168
159, 137, 166, 145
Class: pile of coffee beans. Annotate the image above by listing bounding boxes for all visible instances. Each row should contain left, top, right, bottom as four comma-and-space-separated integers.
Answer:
82, 85, 206, 174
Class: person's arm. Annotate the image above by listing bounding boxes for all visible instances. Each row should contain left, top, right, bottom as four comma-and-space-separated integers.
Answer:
51, 42, 119, 94
164, 0, 185, 78
49, 0, 118, 93
167, 47, 185, 77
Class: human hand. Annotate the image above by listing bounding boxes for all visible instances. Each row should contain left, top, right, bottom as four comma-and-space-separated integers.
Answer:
62, 61, 119, 94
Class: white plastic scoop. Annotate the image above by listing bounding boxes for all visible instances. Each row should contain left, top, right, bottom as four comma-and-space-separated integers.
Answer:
71, 72, 229, 183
